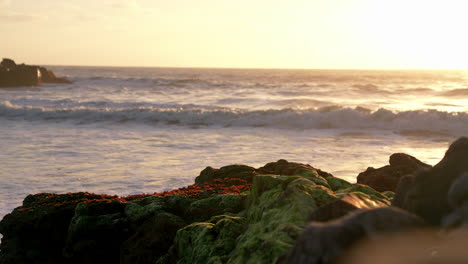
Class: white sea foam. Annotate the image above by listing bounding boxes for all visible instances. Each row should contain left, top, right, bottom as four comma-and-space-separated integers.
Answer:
0, 99, 466, 135
1, 67, 467, 221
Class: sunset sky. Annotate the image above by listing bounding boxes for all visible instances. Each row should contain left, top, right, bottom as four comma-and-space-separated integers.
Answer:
1, 0, 467, 69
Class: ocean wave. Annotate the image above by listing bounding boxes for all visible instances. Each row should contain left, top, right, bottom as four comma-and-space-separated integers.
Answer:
0, 100, 467, 134
71, 75, 236, 89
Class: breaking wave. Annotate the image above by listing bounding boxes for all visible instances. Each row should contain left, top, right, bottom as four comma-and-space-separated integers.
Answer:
1, 99, 467, 135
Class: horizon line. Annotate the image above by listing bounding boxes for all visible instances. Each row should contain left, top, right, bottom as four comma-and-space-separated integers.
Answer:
42, 63, 468, 71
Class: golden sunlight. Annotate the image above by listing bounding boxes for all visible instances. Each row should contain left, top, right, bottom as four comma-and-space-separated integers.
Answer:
359, 0, 468, 69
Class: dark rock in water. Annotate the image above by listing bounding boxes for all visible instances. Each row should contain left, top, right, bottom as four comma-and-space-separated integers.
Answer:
39, 67, 72, 84
0, 58, 71, 87
308, 194, 388, 222
357, 153, 431, 192
393, 137, 468, 225
0, 60, 42, 87
195, 164, 257, 184
283, 207, 425, 264
1, 58, 16, 68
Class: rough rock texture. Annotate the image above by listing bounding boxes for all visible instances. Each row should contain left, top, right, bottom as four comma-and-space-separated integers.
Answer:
63, 200, 129, 264
393, 137, 468, 225
162, 215, 245, 264
195, 165, 257, 184
308, 194, 389, 222
120, 212, 186, 264
283, 207, 425, 264
159, 167, 393, 264
39, 67, 71, 84
257, 159, 334, 179
0, 192, 118, 264
357, 153, 431, 192
0, 58, 71, 88
0, 180, 249, 264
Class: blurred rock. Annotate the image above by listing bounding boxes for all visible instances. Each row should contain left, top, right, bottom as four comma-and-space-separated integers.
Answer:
343, 230, 468, 264
393, 137, 468, 225
283, 207, 425, 264
308, 194, 388, 222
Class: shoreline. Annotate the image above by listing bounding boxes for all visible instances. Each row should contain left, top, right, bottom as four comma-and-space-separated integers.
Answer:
3, 142, 462, 263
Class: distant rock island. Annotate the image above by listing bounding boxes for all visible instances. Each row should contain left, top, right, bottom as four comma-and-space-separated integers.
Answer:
0, 58, 71, 88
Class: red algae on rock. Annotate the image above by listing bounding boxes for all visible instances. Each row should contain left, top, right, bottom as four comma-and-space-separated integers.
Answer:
123, 178, 252, 201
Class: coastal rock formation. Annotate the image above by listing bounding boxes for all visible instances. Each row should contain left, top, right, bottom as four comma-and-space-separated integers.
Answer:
0, 160, 393, 264
195, 164, 256, 184
0, 58, 71, 88
357, 153, 431, 192
393, 137, 468, 225
2, 140, 468, 263
39, 67, 71, 84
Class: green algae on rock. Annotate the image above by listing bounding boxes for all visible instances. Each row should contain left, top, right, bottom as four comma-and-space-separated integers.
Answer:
228, 176, 337, 264
159, 173, 391, 264
0, 160, 394, 264
165, 215, 245, 264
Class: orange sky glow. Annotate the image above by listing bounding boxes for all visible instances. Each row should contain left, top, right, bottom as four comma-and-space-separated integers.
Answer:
1, 0, 467, 69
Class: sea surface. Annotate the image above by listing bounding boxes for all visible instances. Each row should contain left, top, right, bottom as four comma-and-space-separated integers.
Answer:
1, 67, 468, 220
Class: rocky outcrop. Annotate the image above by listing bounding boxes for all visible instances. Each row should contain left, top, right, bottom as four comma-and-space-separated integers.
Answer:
393, 137, 468, 225
39, 67, 71, 84
357, 153, 431, 192
284, 137, 468, 264
0, 160, 393, 264
2, 140, 468, 264
0, 58, 71, 88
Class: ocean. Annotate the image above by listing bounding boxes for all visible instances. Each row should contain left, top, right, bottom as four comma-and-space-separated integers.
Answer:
1, 67, 467, 220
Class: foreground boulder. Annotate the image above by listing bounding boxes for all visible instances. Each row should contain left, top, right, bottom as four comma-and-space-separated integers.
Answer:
283, 207, 425, 264
0, 58, 71, 88
357, 153, 431, 192
393, 137, 468, 225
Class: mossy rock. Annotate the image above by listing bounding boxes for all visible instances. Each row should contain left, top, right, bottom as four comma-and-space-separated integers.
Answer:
229, 176, 337, 264
336, 184, 388, 201
326, 176, 353, 191
294, 169, 331, 189
124, 197, 166, 224
167, 215, 245, 264
187, 194, 248, 222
